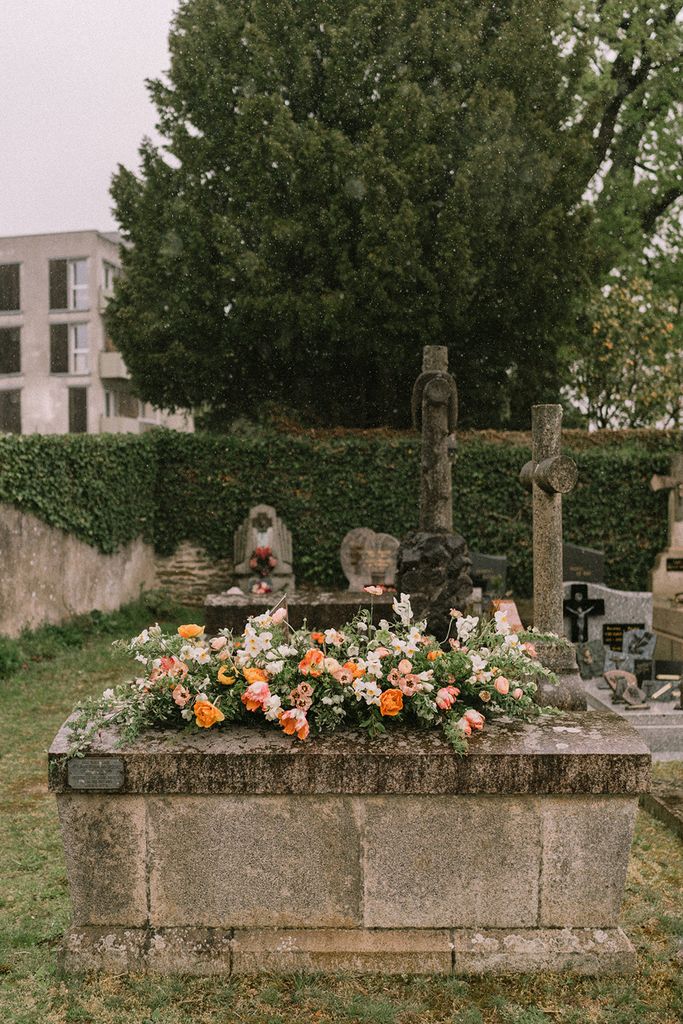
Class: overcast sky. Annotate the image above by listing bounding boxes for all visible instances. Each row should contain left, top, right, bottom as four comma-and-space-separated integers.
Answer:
0, 0, 177, 237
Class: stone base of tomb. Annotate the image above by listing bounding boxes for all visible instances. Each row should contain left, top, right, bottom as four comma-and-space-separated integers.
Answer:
653, 597, 683, 661
203, 588, 394, 635
49, 711, 649, 977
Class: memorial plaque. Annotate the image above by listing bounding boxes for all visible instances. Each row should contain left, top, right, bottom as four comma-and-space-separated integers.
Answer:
469, 551, 508, 602
667, 557, 683, 572
563, 543, 605, 583
67, 757, 125, 791
602, 622, 645, 652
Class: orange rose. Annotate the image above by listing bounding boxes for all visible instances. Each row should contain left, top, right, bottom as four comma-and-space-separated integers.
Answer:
243, 666, 269, 685
427, 650, 443, 661
193, 700, 225, 728
178, 623, 204, 639
342, 660, 365, 679
299, 649, 324, 677
379, 688, 404, 717
217, 666, 235, 685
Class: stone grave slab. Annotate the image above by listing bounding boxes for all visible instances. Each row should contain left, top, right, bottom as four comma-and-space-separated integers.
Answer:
340, 528, 399, 591
563, 581, 652, 650
563, 543, 605, 584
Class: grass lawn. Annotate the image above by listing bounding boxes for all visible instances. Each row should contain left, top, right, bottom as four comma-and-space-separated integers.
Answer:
0, 603, 681, 1024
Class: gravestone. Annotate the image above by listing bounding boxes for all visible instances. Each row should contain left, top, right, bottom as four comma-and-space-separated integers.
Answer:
234, 504, 295, 593
563, 542, 605, 584
576, 639, 606, 680
563, 581, 652, 650
396, 346, 472, 638
650, 453, 683, 600
563, 583, 605, 643
340, 528, 399, 591
519, 404, 585, 710
469, 551, 508, 604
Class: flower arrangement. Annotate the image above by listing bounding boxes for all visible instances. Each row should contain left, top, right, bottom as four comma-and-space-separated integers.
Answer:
249, 545, 278, 577
68, 593, 559, 757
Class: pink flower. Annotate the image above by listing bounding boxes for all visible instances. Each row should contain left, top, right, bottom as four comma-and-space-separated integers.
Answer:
278, 708, 310, 740
324, 657, 342, 674
271, 607, 288, 624
397, 658, 413, 675
512, 687, 523, 700
210, 636, 227, 651
458, 717, 472, 737
364, 585, 383, 596
463, 708, 485, 731
333, 668, 354, 686
522, 642, 537, 658
387, 668, 401, 685
374, 647, 390, 658
172, 684, 190, 707
241, 681, 271, 712
494, 676, 510, 696
435, 685, 460, 710
399, 674, 422, 697
157, 656, 188, 679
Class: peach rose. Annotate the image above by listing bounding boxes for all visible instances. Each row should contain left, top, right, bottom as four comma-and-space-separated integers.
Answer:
463, 708, 485, 731
217, 665, 235, 685
494, 676, 510, 696
512, 687, 523, 700
172, 684, 190, 707
278, 708, 310, 740
243, 666, 269, 685
241, 680, 271, 712
210, 636, 228, 651
178, 624, 204, 639
379, 688, 404, 717
194, 700, 225, 728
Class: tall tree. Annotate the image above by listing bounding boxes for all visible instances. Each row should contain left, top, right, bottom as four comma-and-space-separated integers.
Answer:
108, 1, 681, 429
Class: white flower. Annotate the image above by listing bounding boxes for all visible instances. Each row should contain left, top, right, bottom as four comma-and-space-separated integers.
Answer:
324, 629, 345, 646
494, 610, 511, 635
149, 624, 162, 638
263, 694, 282, 721
390, 635, 406, 653
365, 653, 383, 677
404, 626, 424, 656
102, 688, 115, 700
356, 621, 368, 632
353, 678, 381, 706
392, 593, 413, 626
417, 670, 434, 682
135, 653, 148, 665
191, 647, 211, 665
277, 644, 298, 657
179, 644, 195, 661
503, 633, 520, 649
456, 615, 479, 642
181, 708, 194, 720
347, 644, 360, 657
265, 659, 284, 675
469, 653, 488, 674
132, 629, 149, 646
378, 619, 390, 630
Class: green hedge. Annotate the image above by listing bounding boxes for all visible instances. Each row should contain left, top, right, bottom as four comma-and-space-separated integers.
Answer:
0, 430, 679, 596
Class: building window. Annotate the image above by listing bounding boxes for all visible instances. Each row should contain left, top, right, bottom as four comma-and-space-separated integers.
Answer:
0, 264, 20, 312
49, 258, 88, 310
103, 261, 119, 292
68, 387, 87, 433
0, 327, 20, 374
50, 323, 89, 374
104, 385, 139, 419
0, 389, 21, 433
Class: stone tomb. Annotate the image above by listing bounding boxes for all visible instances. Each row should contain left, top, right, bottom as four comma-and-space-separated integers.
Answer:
340, 528, 399, 591
563, 582, 652, 652
234, 504, 295, 594
49, 711, 648, 975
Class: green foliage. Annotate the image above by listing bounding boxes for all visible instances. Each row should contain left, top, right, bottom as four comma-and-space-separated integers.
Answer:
0, 636, 22, 679
0, 431, 679, 598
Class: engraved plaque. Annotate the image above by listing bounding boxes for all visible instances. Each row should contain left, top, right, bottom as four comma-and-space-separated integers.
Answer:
666, 557, 683, 572
67, 756, 125, 791
602, 623, 645, 653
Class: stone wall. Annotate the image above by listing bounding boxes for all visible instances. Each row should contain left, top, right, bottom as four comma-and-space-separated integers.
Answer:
0, 503, 157, 637
155, 541, 232, 606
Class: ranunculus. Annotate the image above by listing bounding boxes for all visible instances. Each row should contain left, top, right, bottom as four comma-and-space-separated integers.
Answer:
494, 676, 510, 696
178, 624, 204, 639
210, 636, 227, 651
241, 681, 271, 711
217, 666, 235, 685
243, 666, 268, 685
278, 708, 309, 740
379, 688, 403, 717
463, 708, 485, 731
194, 700, 225, 728
172, 684, 190, 707
512, 687, 523, 700
299, 649, 324, 677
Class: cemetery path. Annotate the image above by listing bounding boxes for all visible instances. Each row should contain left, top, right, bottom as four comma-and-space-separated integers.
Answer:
0, 610, 681, 1024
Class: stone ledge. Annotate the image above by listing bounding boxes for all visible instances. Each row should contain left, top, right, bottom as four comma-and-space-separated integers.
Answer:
49, 711, 650, 796
58, 926, 636, 976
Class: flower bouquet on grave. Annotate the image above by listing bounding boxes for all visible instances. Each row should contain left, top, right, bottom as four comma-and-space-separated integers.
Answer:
68, 593, 561, 758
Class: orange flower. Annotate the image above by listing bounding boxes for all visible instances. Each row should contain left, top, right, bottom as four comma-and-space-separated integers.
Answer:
299, 649, 324, 677
379, 688, 404, 717
278, 708, 310, 740
243, 666, 268, 685
342, 660, 365, 679
178, 624, 204, 639
194, 700, 225, 728
426, 650, 443, 661
217, 665, 235, 685
310, 632, 325, 644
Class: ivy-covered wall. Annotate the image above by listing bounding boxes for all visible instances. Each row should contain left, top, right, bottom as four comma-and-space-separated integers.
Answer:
0, 429, 679, 597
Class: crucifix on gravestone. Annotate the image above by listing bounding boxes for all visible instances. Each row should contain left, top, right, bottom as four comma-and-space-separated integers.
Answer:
563, 583, 605, 643
519, 405, 579, 635
411, 345, 458, 532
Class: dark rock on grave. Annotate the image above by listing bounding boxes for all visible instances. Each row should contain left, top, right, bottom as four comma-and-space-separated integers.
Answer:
396, 530, 472, 640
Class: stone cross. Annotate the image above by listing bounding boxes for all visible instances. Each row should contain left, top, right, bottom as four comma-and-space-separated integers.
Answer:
651, 453, 683, 550
520, 405, 578, 635
411, 345, 458, 533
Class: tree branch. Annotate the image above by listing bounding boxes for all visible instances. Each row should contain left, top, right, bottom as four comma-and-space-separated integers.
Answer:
641, 187, 683, 234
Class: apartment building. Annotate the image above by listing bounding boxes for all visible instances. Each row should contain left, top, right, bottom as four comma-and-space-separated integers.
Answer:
0, 230, 193, 434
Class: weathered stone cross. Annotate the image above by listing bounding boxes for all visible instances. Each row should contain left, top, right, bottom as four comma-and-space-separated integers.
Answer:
520, 405, 578, 635
651, 453, 683, 551
411, 345, 458, 533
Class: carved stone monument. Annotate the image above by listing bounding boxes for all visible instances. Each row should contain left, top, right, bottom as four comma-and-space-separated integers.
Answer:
340, 528, 399, 591
650, 453, 683, 601
396, 346, 472, 639
520, 405, 586, 709
234, 504, 295, 593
